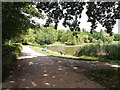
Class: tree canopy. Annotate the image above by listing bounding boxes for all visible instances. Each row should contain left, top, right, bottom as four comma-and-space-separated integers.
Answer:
2, 2, 120, 44
36, 2, 120, 35
2, 2, 44, 44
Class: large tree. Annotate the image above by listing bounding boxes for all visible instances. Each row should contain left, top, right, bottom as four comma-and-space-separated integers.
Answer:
2, 2, 44, 44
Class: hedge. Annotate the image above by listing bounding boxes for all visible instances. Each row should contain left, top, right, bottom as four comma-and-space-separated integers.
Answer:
2, 43, 23, 80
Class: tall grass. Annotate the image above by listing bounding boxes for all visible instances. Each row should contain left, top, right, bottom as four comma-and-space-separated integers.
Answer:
104, 44, 120, 60
75, 43, 120, 60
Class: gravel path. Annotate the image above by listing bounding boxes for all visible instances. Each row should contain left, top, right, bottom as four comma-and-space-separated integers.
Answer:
3, 45, 119, 88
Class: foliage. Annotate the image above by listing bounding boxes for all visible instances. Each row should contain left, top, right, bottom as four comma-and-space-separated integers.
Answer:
97, 39, 103, 43
57, 30, 64, 41
2, 43, 23, 80
77, 34, 84, 44
36, 2, 120, 35
36, 26, 57, 45
2, 2, 44, 44
82, 35, 90, 43
113, 34, 120, 41
20, 25, 119, 45
104, 44, 120, 60
2, 44, 15, 52
76, 44, 102, 56
60, 29, 72, 43
92, 39, 97, 43
31, 42, 41, 47
75, 43, 120, 60
30, 46, 120, 63
22, 28, 36, 44
101, 33, 113, 43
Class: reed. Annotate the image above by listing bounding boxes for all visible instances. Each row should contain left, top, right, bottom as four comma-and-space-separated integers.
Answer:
76, 43, 120, 60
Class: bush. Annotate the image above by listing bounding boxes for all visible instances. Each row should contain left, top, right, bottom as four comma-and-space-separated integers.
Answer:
2, 44, 15, 52
75, 44, 120, 60
2, 43, 23, 79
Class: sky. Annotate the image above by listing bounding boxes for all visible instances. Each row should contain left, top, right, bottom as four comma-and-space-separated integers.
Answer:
32, 5, 119, 34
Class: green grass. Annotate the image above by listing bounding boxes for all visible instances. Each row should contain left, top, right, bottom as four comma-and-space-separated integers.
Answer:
84, 68, 120, 88
30, 46, 120, 63
30, 46, 75, 58
54, 41, 64, 44
49, 42, 96, 47
80, 55, 120, 63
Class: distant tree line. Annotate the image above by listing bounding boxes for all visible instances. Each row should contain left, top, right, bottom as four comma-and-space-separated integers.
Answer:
2, 2, 120, 45
21, 24, 120, 45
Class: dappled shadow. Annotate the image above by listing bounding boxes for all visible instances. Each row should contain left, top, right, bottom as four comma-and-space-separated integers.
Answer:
2, 46, 119, 88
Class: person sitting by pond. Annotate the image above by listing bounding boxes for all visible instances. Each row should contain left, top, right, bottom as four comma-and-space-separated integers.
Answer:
42, 47, 47, 51
59, 50, 66, 55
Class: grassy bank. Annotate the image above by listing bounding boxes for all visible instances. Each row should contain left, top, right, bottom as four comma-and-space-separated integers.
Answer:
84, 68, 120, 88
30, 46, 120, 88
2, 43, 23, 80
30, 46, 120, 63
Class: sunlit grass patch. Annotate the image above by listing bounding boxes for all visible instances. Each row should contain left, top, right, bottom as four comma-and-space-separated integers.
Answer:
84, 68, 120, 88
54, 42, 64, 44
80, 55, 120, 63
30, 46, 120, 63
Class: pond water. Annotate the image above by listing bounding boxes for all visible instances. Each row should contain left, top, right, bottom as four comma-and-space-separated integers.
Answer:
47, 46, 80, 55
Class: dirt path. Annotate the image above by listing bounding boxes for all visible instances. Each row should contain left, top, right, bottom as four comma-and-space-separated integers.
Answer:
3, 45, 118, 88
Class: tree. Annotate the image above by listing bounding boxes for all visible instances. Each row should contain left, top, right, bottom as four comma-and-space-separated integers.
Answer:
114, 34, 120, 41
36, 26, 57, 45
23, 28, 36, 44
77, 34, 84, 44
2, 2, 44, 44
92, 30, 101, 40
57, 29, 64, 41
101, 33, 113, 43
92, 39, 97, 43
88, 36, 94, 43
97, 39, 103, 43
36, 2, 120, 35
82, 35, 90, 43
60, 29, 72, 43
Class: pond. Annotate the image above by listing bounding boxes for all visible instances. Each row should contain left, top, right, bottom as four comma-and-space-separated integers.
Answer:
47, 46, 80, 55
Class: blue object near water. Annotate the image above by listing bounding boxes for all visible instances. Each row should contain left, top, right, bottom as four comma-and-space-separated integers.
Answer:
42, 47, 47, 51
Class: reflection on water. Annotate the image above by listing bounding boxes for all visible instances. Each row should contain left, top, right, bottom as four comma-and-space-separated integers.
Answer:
47, 46, 80, 55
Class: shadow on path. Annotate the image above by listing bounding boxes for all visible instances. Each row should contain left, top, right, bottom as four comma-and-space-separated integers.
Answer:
2, 45, 118, 88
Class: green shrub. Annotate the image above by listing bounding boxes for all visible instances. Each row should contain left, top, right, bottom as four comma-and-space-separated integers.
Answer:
2, 43, 23, 79
2, 44, 15, 52
2, 51, 16, 77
